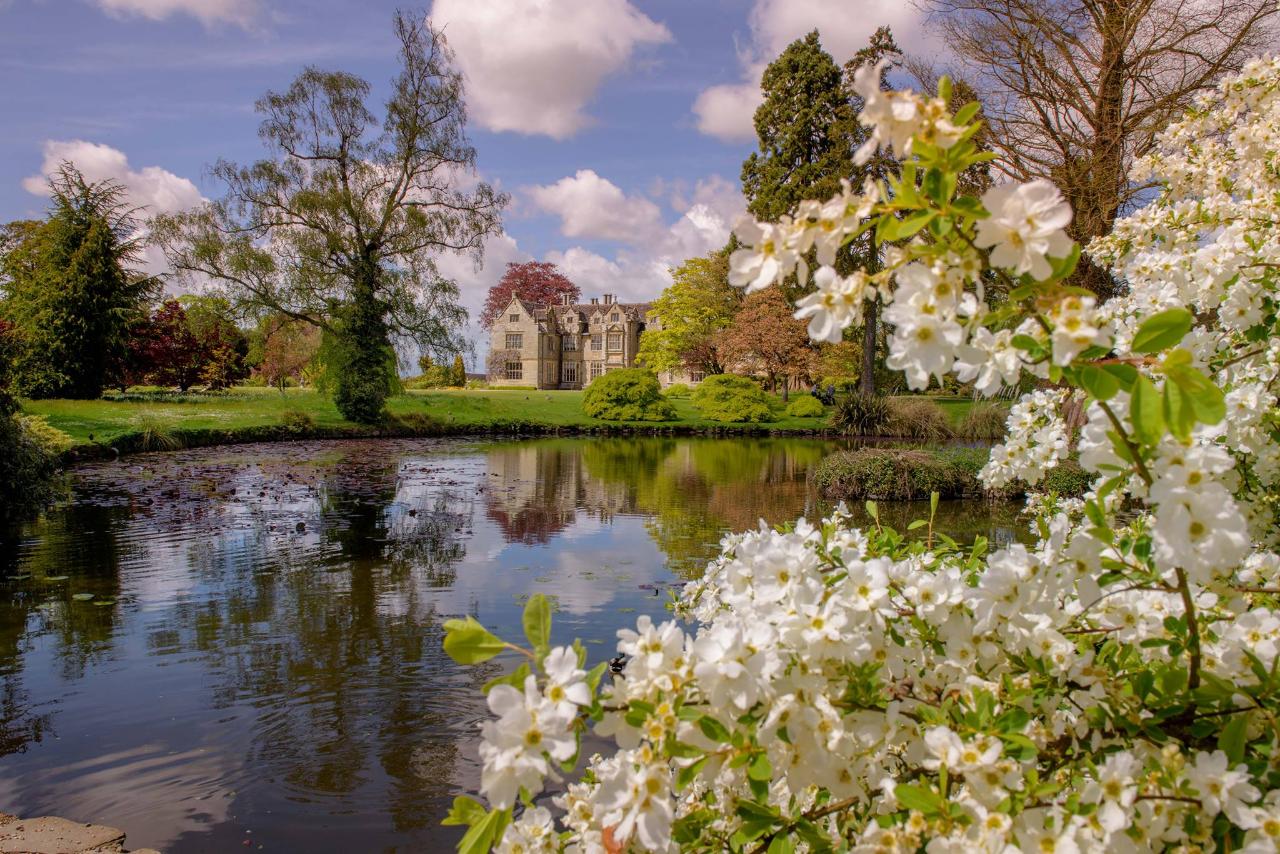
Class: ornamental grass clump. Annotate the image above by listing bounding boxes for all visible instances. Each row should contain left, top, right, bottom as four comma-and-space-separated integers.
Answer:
444, 59, 1280, 854
814, 447, 977, 500
828, 391, 890, 435
883, 397, 954, 440
581, 368, 675, 422
690, 374, 776, 423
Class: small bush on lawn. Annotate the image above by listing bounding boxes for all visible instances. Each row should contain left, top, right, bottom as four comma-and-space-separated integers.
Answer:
691, 374, 776, 423
280, 408, 314, 432
663, 383, 691, 398
581, 369, 676, 422
956, 401, 1008, 440
884, 397, 953, 440
785, 395, 826, 418
829, 393, 890, 435
814, 448, 979, 501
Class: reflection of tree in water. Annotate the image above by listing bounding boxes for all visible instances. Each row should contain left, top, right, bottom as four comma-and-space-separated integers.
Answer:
0, 502, 130, 756
145, 449, 488, 834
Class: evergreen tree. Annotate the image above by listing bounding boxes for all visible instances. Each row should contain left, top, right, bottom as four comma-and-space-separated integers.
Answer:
0, 165, 156, 399
450, 354, 466, 387
741, 31, 856, 223
740, 28, 902, 397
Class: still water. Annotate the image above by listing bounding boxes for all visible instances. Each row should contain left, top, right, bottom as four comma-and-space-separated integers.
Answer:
0, 437, 1023, 852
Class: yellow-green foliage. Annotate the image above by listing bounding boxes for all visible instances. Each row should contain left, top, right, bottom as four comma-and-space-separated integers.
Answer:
581, 369, 676, 422
0, 413, 67, 523
15, 414, 74, 455
784, 395, 825, 418
663, 383, 692, 399
691, 374, 777, 423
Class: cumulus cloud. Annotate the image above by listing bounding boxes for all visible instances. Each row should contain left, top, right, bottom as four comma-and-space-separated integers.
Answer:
693, 0, 932, 143
527, 170, 666, 244
23, 139, 205, 277
93, 0, 262, 29
430, 0, 671, 139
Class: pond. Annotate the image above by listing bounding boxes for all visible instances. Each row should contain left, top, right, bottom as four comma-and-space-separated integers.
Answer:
0, 437, 1025, 852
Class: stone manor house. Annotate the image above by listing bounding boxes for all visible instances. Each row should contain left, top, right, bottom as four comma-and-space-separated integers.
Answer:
489, 293, 645, 389
488, 293, 696, 390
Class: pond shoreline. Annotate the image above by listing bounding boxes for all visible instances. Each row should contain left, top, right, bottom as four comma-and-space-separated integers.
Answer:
60, 420, 842, 463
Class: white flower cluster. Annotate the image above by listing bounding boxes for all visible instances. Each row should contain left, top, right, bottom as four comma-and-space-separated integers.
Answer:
460, 59, 1280, 854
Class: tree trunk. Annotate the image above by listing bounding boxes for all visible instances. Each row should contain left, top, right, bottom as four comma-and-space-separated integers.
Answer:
860, 296, 879, 398
333, 253, 393, 424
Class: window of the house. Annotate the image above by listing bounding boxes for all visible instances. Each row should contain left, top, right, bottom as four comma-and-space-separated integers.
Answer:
505, 361, 523, 380
563, 337, 577, 351
591, 334, 602, 350
563, 363, 578, 384
505, 333, 523, 350
509, 313, 520, 322
610, 312, 620, 322
690, 371, 705, 383
590, 362, 603, 380
607, 332, 622, 351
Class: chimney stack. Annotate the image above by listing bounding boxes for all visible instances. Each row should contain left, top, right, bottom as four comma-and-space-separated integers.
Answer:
590, 297, 599, 305
561, 293, 572, 305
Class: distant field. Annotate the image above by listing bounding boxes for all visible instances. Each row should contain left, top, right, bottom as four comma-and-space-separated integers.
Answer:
20, 387, 987, 451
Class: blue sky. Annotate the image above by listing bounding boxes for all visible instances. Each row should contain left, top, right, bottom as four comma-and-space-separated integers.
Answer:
0, 0, 931, 359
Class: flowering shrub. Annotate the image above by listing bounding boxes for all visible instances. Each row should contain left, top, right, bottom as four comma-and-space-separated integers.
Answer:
443, 58, 1280, 853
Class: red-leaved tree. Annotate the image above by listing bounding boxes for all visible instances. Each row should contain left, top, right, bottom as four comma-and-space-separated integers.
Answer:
140, 299, 205, 391
479, 262, 579, 328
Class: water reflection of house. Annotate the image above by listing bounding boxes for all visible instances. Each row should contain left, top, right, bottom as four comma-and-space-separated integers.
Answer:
483, 443, 639, 544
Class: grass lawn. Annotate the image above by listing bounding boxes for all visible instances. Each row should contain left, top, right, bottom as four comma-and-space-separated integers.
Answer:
21, 387, 991, 453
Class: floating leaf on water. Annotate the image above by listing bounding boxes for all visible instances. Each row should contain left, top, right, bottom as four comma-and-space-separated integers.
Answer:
93, 599, 116, 606
618, 607, 636, 613
10, 574, 31, 581
71, 593, 95, 601
44, 576, 69, 582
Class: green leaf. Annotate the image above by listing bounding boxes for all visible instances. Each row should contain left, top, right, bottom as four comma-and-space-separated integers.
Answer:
522, 593, 552, 653
1162, 380, 1195, 442
71, 593, 94, 601
676, 755, 708, 789
1165, 362, 1226, 426
953, 101, 981, 126
1219, 711, 1249, 765
1100, 363, 1139, 390
767, 836, 795, 854
698, 715, 732, 743
1131, 308, 1192, 354
442, 795, 487, 827
1129, 375, 1164, 446
907, 519, 928, 530
585, 660, 608, 696
897, 210, 937, 240
1011, 334, 1042, 352
443, 617, 507, 665
748, 753, 772, 782
1076, 364, 1120, 401
482, 663, 531, 695
865, 500, 878, 521
894, 783, 943, 815
457, 807, 509, 854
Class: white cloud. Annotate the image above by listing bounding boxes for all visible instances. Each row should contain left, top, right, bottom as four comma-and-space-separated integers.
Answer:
23, 139, 205, 278
430, 0, 671, 139
545, 247, 671, 307
693, 0, 932, 143
93, 0, 262, 29
527, 170, 666, 244
23, 139, 203, 214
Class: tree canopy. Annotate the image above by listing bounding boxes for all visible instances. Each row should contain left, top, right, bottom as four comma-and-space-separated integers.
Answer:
0, 165, 157, 399
480, 261, 579, 328
154, 11, 505, 421
636, 252, 740, 377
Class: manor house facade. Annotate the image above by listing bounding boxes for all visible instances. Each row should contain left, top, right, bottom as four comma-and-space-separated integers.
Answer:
488, 293, 653, 390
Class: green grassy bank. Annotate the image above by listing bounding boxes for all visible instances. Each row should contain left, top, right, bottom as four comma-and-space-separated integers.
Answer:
20, 388, 989, 459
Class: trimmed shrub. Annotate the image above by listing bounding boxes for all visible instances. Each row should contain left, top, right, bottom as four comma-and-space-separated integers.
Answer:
884, 398, 953, 441
829, 393, 890, 436
582, 368, 676, 422
1040, 459, 1092, 497
280, 408, 315, 432
691, 374, 777, 423
814, 448, 979, 501
663, 383, 692, 399
785, 395, 826, 418
956, 401, 1009, 440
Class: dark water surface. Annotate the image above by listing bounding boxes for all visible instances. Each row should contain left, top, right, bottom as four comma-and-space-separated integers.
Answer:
0, 437, 1023, 852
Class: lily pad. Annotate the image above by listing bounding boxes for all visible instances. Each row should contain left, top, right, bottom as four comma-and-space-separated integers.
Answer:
44, 575, 69, 582
71, 593, 95, 601
93, 599, 116, 606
